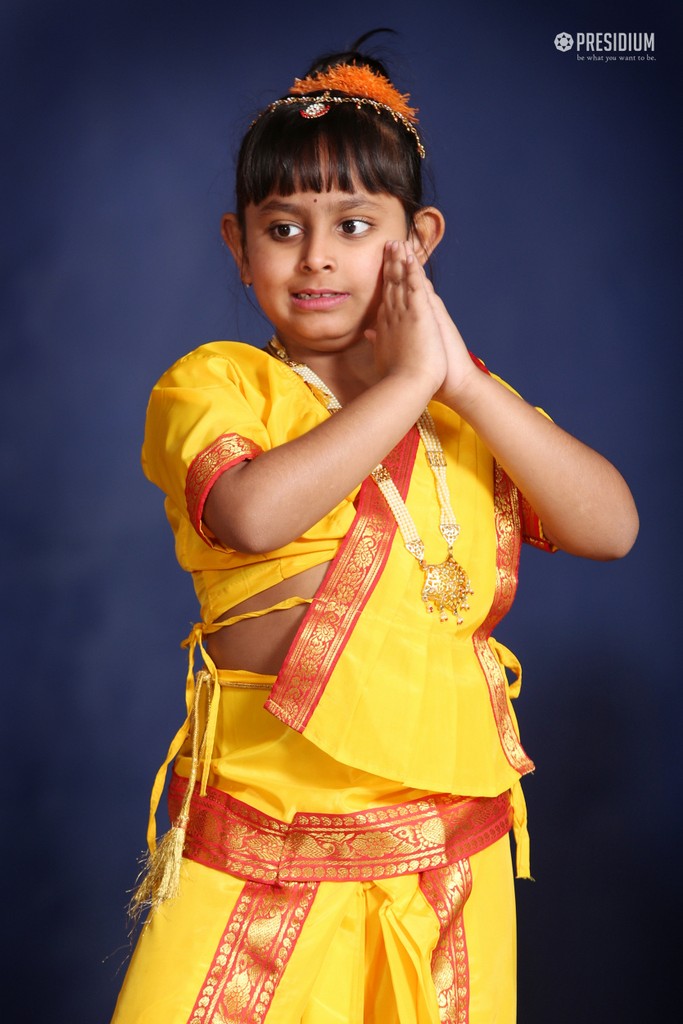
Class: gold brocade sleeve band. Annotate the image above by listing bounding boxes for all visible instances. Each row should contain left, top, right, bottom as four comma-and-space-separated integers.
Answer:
519, 491, 558, 551
185, 432, 263, 542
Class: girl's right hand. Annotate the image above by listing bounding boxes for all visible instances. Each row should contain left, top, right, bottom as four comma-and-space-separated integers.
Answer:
365, 241, 448, 398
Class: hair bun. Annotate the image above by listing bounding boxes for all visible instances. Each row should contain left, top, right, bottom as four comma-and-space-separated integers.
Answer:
301, 27, 398, 82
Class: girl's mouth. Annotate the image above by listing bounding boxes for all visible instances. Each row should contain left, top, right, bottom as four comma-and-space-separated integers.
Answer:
291, 291, 349, 310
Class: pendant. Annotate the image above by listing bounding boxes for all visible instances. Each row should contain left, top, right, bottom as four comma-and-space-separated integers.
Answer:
421, 556, 473, 624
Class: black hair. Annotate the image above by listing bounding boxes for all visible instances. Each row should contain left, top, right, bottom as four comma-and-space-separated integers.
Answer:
234, 30, 424, 233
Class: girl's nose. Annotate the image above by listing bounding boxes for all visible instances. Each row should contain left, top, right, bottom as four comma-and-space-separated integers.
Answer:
299, 233, 336, 272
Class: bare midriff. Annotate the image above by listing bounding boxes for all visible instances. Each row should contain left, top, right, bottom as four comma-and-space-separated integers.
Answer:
205, 561, 332, 675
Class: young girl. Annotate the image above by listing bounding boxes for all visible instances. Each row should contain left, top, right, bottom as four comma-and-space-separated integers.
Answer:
112, 37, 638, 1024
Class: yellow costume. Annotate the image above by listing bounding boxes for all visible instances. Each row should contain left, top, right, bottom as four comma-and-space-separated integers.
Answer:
112, 342, 553, 1024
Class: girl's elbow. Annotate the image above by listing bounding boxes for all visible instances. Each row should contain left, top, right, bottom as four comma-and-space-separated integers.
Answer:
203, 469, 288, 553
608, 508, 639, 560
603, 492, 640, 559
582, 511, 640, 561
213, 512, 285, 555
548, 505, 639, 561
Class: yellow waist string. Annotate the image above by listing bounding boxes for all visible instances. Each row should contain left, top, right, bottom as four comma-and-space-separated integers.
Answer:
131, 596, 312, 917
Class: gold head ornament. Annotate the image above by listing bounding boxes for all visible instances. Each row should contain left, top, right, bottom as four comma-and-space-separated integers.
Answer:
254, 63, 426, 158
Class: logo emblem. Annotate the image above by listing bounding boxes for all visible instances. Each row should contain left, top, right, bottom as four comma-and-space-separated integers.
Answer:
554, 32, 574, 51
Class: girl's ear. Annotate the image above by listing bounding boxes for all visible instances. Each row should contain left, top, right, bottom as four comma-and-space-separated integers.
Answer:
410, 207, 446, 264
221, 213, 252, 285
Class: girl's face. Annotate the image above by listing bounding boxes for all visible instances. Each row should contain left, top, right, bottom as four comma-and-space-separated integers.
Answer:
222, 186, 436, 362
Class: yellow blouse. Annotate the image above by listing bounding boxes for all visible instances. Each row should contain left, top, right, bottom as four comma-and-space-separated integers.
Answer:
142, 341, 355, 624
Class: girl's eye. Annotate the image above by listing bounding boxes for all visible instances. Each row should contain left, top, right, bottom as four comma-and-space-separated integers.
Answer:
340, 219, 371, 236
270, 223, 302, 239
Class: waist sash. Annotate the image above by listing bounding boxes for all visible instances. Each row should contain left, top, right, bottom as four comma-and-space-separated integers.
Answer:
168, 772, 512, 884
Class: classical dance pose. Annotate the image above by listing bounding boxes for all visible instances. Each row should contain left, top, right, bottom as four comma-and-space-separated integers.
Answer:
112, 33, 638, 1024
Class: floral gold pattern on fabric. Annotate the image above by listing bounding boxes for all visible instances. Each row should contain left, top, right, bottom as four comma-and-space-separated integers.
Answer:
265, 428, 419, 732
169, 774, 512, 884
421, 860, 473, 1024
472, 465, 534, 774
185, 432, 263, 535
187, 879, 317, 1024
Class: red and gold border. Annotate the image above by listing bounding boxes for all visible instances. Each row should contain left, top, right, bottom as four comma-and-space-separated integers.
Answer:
169, 774, 512, 884
421, 859, 473, 1024
187, 879, 318, 1024
471, 464, 534, 775
265, 427, 419, 732
185, 432, 263, 540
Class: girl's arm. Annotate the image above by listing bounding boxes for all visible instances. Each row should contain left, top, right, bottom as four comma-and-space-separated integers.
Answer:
205, 371, 435, 552
204, 242, 448, 553
427, 283, 639, 560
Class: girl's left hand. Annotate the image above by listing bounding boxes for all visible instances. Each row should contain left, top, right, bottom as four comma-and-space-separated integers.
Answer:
422, 277, 479, 409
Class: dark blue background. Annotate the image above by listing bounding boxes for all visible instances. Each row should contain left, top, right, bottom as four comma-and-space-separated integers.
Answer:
3, 1, 680, 1020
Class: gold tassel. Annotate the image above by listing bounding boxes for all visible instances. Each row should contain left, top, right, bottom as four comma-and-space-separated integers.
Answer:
129, 672, 208, 921
129, 816, 188, 918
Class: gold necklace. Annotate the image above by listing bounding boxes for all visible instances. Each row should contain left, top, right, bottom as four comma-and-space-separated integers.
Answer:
267, 337, 473, 623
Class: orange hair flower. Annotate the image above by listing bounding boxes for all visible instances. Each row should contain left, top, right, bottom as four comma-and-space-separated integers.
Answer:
290, 65, 419, 124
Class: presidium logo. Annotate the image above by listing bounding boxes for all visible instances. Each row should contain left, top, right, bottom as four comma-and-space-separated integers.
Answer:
555, 32, 574, 51
554, 31, 656, 61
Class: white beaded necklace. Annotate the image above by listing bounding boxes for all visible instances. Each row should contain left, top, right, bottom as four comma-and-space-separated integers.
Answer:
267, 337, 473, 623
